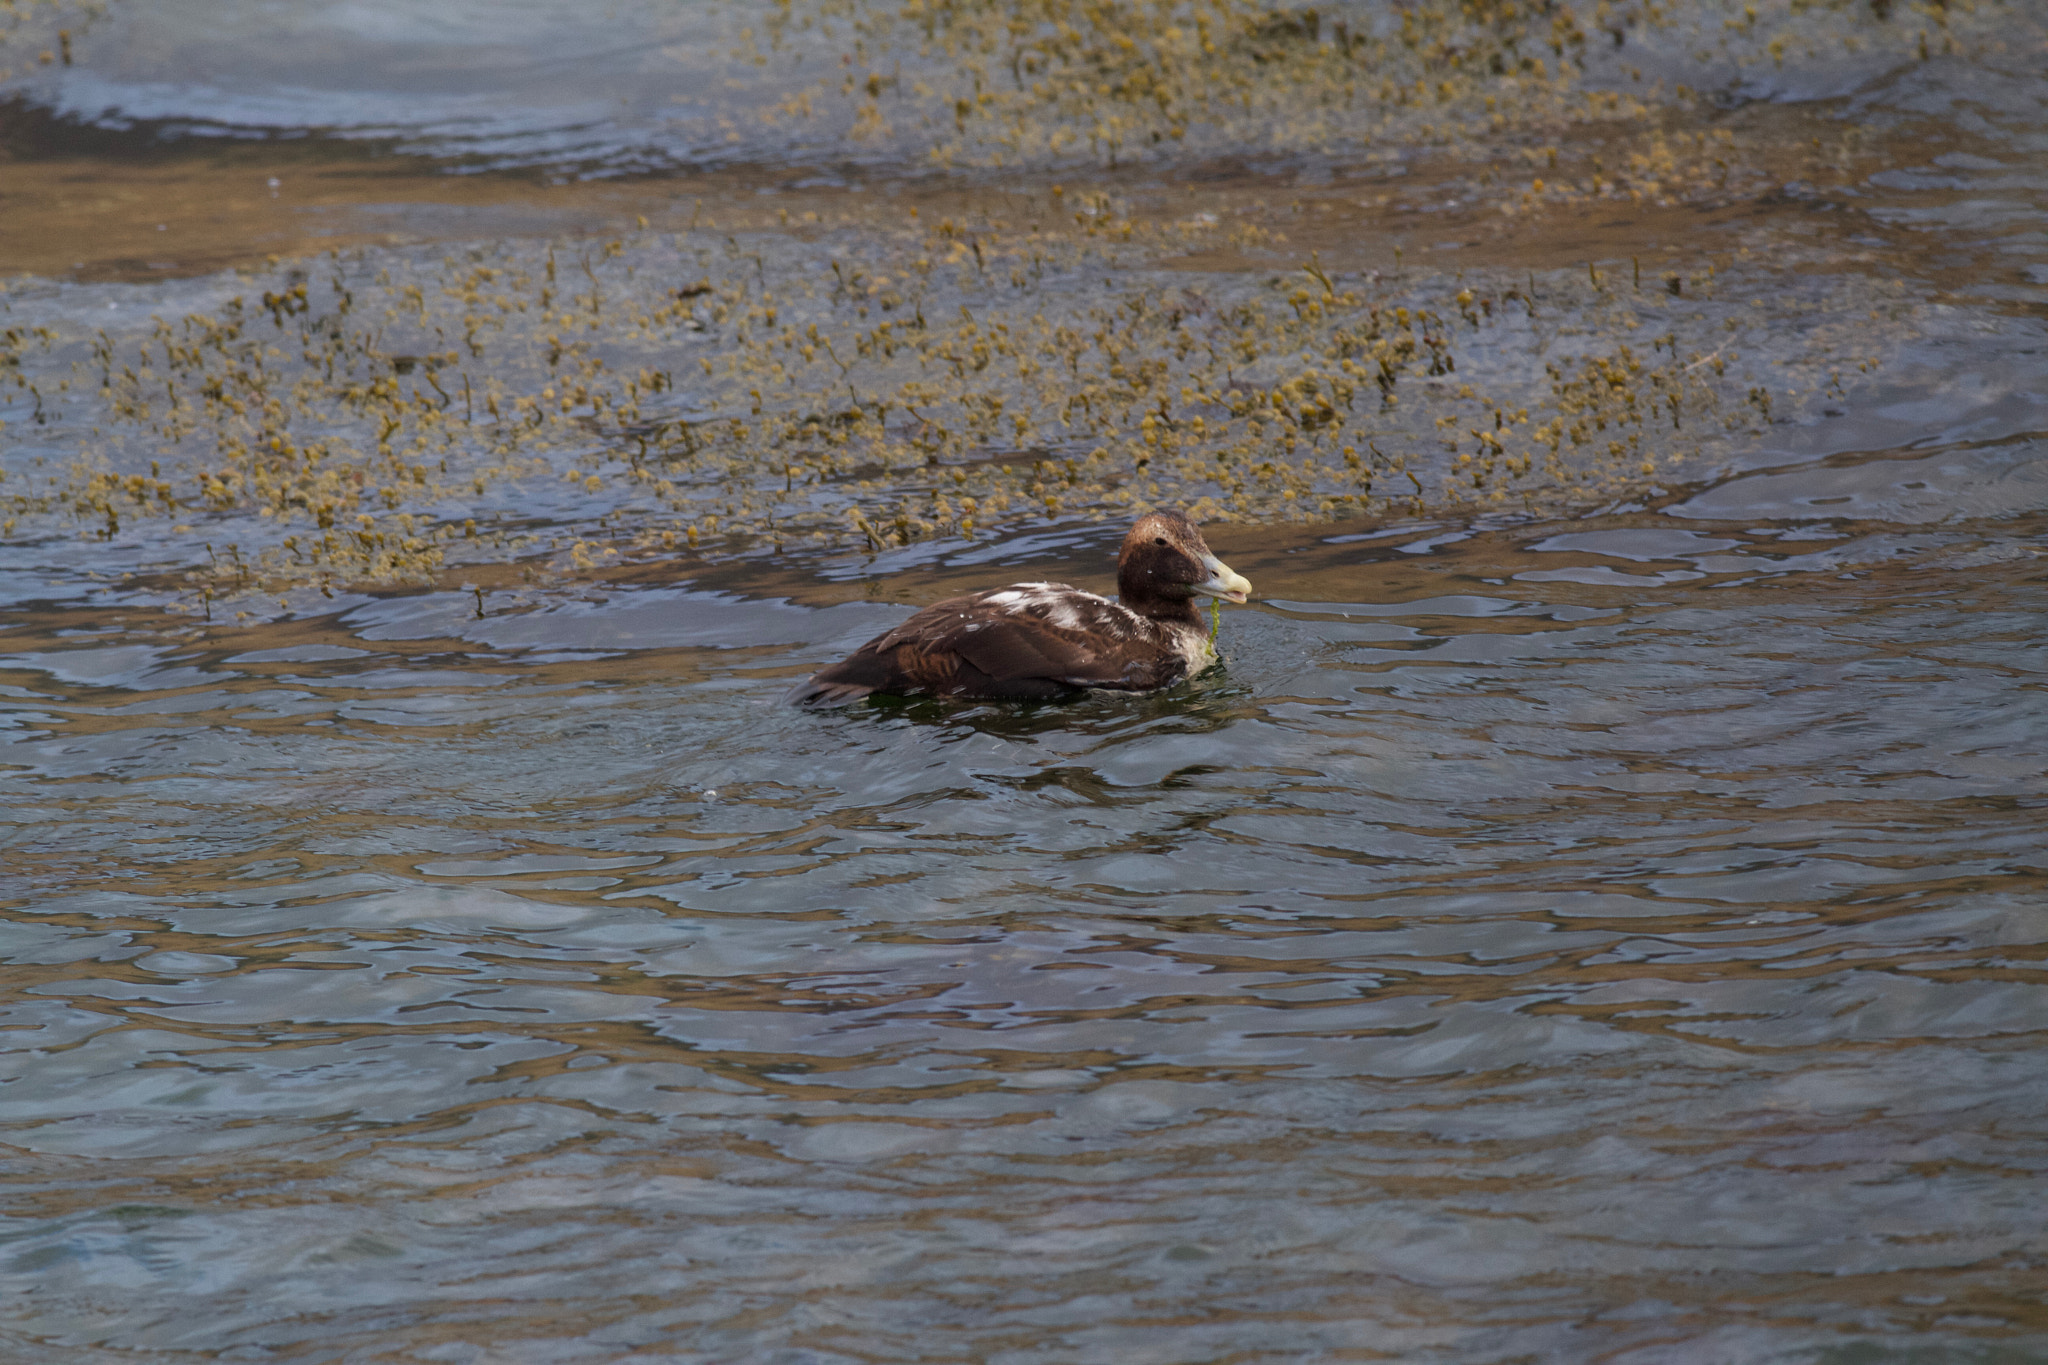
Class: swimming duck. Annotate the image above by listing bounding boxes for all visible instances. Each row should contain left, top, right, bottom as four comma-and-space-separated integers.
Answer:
789, 510, 1252, 705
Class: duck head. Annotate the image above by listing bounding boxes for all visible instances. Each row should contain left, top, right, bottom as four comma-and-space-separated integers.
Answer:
1116, 510, 1252, 618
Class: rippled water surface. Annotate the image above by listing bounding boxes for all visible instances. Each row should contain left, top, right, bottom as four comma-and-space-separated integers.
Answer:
8, 499, 2048, 1361
6, 1, 2048, 1361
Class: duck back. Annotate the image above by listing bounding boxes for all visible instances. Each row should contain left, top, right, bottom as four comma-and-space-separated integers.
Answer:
789, 582, 1198, 705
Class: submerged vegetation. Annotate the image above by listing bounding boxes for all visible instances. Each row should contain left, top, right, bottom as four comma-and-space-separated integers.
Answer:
751, 0, 2013, 168
0, 0, 2027, 609
0, 0, 105, 81
1, 203, 1912, 600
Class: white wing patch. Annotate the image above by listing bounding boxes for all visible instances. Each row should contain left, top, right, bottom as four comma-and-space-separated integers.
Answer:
980, 584, 1123, 628
1090, 601, 1135, 640
967, 581, 1154, 648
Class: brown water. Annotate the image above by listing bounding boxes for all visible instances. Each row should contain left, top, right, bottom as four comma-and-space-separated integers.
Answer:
5, 2, 2048, 1361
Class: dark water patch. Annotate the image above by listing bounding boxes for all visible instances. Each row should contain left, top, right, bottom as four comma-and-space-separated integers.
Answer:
1669, 436, 2048, 525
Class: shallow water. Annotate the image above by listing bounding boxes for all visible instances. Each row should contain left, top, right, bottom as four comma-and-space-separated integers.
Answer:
6, 2, 2048, 1362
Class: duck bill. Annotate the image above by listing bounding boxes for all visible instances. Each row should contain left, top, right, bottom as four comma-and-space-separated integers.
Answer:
1191, 552, 1252, 605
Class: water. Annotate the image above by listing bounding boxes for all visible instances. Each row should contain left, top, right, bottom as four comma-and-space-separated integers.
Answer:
5, 2, 2048, 1361
8, 504, 2047, 1360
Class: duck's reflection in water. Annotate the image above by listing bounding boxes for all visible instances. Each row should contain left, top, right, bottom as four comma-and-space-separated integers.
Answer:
848, 669, 1257, 743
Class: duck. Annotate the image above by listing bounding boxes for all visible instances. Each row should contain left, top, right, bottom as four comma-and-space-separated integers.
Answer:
789, 510, 1252, 705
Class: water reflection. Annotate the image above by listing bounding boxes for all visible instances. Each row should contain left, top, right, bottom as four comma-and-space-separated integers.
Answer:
5, 489, 2046, 1359
847, 674, 1256, 741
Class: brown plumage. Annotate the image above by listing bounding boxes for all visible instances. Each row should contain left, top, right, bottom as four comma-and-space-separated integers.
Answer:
789, 510, 1253, 706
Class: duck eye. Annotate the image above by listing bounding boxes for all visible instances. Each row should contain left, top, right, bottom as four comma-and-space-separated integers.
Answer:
1153, 537, 1168, 546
